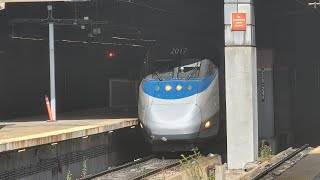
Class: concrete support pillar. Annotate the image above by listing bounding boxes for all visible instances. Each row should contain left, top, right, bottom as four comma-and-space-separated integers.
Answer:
0, 3, 5, 10
224, 0, 258, 169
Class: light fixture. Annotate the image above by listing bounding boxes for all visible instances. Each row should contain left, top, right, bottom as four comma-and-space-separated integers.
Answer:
187, 85, 193, 91
204, 121, 212, 129
18, 149, 26, 153
82, 136, 89, 139
155, 85, 160, 91
165, 85, 172, 91
107, 51, 115, 59
51, 142, 58, 146
176, 85, 183, 91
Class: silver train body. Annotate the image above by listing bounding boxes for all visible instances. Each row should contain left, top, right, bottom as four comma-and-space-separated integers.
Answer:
138, 59, 220, 151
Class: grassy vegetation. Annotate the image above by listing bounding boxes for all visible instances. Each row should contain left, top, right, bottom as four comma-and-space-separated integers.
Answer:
259, 140, 273, 162
179, 152, 206, 180
80, 157, 88, 179
208, 174, 215, 180
66, 157, 91, 180
66, 167, 72, 180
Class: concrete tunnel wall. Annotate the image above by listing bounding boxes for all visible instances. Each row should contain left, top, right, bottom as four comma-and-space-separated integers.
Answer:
276, 13, 320, 147
256, 0, 320, 148
0, 127, 148, 180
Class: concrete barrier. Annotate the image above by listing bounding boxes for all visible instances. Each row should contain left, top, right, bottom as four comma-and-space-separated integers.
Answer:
0, 127, 149, 180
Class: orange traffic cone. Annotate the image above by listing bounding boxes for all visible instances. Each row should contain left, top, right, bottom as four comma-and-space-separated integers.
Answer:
45, 95, 54, 121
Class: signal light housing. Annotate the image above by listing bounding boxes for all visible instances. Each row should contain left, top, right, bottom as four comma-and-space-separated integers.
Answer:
107, 51, 115, 59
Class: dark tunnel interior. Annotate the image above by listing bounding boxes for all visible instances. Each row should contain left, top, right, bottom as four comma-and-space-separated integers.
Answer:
0, 0, 225, 119
256, 0, 320, 148
1, 0, 320, 149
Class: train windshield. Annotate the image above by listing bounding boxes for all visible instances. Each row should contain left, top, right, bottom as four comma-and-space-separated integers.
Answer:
150, 59, 177, 80
149, 59, 201, 80
177, 61, 201, 79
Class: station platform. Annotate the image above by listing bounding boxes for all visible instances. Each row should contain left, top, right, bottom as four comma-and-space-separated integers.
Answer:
277, 147, 320, 180
0, 109, 138, 153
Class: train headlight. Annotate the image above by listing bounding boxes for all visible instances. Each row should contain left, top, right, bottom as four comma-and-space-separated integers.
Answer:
204, 121, 212, 129
176, 85, 183, 91
155, 85, 160, 91
165, 85, 172, 91
187, 85, 193, 91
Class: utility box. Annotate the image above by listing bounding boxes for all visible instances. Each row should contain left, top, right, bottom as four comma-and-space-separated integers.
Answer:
257, 49, 276, 152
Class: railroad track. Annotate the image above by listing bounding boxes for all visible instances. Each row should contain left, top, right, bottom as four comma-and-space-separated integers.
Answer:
84, 153, 200, 180
252, 144, 309, 180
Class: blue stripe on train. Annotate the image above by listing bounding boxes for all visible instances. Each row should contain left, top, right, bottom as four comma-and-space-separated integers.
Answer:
142, 72, 217, 100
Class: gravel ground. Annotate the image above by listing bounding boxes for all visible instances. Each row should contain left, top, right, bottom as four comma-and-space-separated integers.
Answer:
94, 158, 178, 180
148, 154, 219, 180
147, 165, 183, 180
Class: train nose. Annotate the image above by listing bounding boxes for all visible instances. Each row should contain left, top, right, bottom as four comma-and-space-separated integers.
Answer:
145, 104, 201, 141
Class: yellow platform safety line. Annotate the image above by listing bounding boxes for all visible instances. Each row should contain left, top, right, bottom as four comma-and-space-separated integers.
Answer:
277, 147, 320, 180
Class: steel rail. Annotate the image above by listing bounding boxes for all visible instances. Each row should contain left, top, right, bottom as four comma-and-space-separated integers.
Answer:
130, 152, 201, 180
83, 154, 156, 180
252, 144, 309, 180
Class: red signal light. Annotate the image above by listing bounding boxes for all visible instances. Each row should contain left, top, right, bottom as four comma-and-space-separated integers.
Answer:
107, 51, 115, 59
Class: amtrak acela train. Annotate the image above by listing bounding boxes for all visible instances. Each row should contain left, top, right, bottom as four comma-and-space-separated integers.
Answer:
138, 47, 221, 151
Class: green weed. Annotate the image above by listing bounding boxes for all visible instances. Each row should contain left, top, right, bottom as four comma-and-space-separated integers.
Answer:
80, 157, 88, 179
259, 140, 272, 162
179, 151, 205, 180
66, 168, 72, 180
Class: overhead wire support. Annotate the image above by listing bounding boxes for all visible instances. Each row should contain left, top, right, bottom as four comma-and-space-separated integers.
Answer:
308, 0, 320, 8
10, 36, 146, 47
47, 4, 53, 20
9, 1, 156, 44
116, 0, 170, 13
48, 5, 56, 121
295, 0, 320, 15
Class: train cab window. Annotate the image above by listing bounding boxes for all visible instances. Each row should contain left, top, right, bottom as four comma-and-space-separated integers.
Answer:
199, 59, 217, 78
150, 59, 177, 80
177, 62, 201, 79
